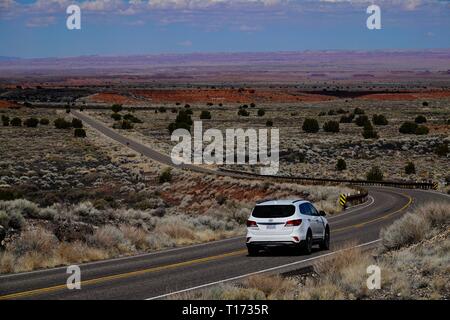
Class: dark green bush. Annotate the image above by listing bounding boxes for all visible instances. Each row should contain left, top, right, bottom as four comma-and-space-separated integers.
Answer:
10, 117, 22, 126
74, 128, 86, 138
123, 113, 142, 123
415, 115, 427, 124
354, 107, 365, 115
405, 162, 416, 174
111, 104, 123, 113
200, 110, 212, 120
39, 118, 49, 125
120, 120, 134, 130
24, 118, 39, 127
302, 118, 319, 133
434, 142, 449, 157
340, 114, 354, 123
399, 121, 418, 134
111, 113, 122, 121
336, 158, 347, 171
415, 125, 429, 135
323, 120, 339, 133
238, 109, 250, 117
257, 109, 265, 117
71, 118, 83, 128
158, 106, 167, 113
362, 121, 379, 139
266, 120, 273, 127
355, 115, 369, 127
372, 114, 388, 125
54, 118, 71, 129
159, 168, 172, 183
318, 111, 326, 117
366, 166, 383, 181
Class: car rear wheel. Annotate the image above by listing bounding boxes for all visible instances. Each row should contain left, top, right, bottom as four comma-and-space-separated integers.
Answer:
302, 230, 313, 254
247, 246, 259, 256
320, 227, 330, 250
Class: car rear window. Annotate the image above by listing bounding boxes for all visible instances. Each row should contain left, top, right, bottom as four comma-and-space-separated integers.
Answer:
252, 205, 296, 218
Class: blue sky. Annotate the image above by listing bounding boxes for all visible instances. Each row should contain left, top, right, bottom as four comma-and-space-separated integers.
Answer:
1, 0, 449, 58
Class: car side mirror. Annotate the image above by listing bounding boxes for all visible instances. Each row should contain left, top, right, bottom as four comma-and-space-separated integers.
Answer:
319, 210, 326, 216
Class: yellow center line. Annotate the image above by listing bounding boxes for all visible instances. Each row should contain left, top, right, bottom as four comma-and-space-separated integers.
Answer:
0, 191, 414, 300
0, 249, 247, 300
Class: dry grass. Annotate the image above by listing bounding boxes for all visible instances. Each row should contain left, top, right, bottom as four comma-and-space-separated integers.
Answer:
380, 202, 450, 251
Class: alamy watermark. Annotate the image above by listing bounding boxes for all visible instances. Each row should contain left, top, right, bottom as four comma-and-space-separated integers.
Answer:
66, 4, 81, 30
171, 121, 279, 175
367, 4, 381, 30
66, 265, 81, 290
366, 265, 381, 290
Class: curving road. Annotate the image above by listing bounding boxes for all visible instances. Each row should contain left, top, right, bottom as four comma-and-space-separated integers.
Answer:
0, 112, 448, 300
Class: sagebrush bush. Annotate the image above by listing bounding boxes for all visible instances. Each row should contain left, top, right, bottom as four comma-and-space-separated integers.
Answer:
381, 203, 450, 251
323, 120, 339, 133
302, 118, 319, 133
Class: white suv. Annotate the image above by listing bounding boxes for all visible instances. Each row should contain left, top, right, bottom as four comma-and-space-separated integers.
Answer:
246, 199, 330, 256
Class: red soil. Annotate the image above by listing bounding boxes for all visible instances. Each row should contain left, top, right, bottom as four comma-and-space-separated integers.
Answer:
132, 88, 334, 104
86, 93, 141, 105
0, 100, 20, 109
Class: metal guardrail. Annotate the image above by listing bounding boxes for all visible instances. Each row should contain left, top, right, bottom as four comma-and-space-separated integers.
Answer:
218, 168, 435, 190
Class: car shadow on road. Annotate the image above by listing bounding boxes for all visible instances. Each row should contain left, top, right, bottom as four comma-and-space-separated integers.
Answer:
247, 247, 322, 257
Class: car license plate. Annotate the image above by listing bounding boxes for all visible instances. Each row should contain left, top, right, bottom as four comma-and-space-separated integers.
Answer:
267, 225, 276, 230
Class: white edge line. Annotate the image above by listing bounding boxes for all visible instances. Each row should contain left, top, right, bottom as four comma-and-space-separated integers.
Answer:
145, 238, 382, 300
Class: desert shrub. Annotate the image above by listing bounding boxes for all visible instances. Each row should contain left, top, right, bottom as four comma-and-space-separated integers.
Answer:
366, 166, 383, 181
185, 109, 193, 115
71, 118, 83, 128
120, 120, 134, 130
91, 225, 125, 250
257, 109, 265, 117
11, 228, 57, 257
39, 118, 49, 125
54, 118, 71, 129
323, 120, 339, 133
399, 121, 418, 134
372, 114, 388, 125
354, 107, 365, 115
0, 210, 26, 230
10, 117, 21, 126
0, 188, 22, 201
159, 168, 172, 183
266, 120, 273, 127
111, 113, 121, 121
405, 162, 416, 174
0, 199, 40, 219
302, 118, 319, 133
362, 121, 379, 139
158, 106, 167, 113
434, 142, 449, 157
336, 158, 347, 171
2, 115, 9, 126
318, 111, 326, 117
422, 101, 429, 107
415, 125, 429, 135
250, 103, 256, 108
74, 128, 86, 138
336, 108, 347, 114
415, 115, 427, 124
123, 113, 142, 123
24, 118, 39, 127
327, 110, 336, 116
184, 104, 190, 108
355, 115, 369, 127
380, 203, 449, 251
111, 104, 123, 113
238, 109, 250, 117
339, 114, 354, 123
200, 110, 212, 120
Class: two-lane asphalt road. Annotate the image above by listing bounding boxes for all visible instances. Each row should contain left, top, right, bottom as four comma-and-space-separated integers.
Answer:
0, 111, 447, 300
0, 187, 448, 300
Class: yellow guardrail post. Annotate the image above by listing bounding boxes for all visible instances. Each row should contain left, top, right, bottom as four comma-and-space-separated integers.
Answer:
339, 194, 347, 208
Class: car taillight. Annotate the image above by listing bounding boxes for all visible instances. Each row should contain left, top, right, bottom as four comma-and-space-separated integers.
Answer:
246, 220, 258, 227
285, 219, 302, 227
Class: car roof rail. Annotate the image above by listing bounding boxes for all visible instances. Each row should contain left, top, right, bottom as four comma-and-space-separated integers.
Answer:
256, 198, 276, 204
292, 199, 305, 203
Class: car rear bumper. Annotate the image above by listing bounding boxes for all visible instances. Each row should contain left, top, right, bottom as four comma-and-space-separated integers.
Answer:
247, 241, 300, 248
